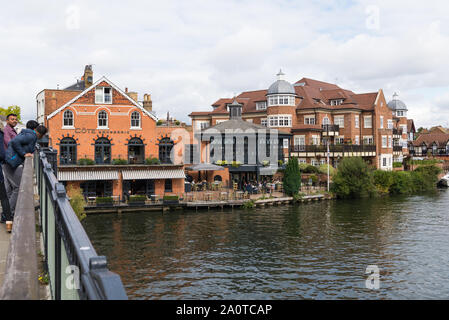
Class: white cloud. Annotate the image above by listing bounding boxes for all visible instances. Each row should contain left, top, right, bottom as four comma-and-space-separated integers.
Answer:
0, 0, 448, 128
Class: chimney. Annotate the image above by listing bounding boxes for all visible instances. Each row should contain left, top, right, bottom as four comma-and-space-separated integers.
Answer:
83, 65, 93, 87
127, 91, 138, 101
143, 94, 153, 112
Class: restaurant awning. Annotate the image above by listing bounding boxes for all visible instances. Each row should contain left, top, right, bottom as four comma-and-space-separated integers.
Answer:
58, 170, 119, 181
185, 163, 224, 171
122, 169, 186, 180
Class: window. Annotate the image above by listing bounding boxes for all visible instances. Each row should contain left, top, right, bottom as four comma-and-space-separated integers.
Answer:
322, 117, 330, 125
355, 115, 359, 128
364, 116, 372, 128
94, 137, 111, 164
164, 179, 172, 192
98, 110, 108, 128
95, 87, 112, 104
388, 136, 392, 148
383, 157, 387, 167
382, 136, 387, 148
355, 136, 360, 145
330, 99, 344, 106
380, 116, 384, 129
256, 101, 267, 110
63, 110, 74, 127
268, 95, 295, 106
397, 110, 404, 117
131, 111, 141, 128
158, 137, 174, 164
311, 159, 319, 166
268, 115, 292, 127
261, 118, 267, 127
59, 137, 77, 165
304, 115, 315, 125
311, 135, 320, 145
363, 136, 374, 145
335, 137, 344, 145
128, 137, 145, 164
197, 121, 209, 130
334, 115, 344, 128
388, 120, 393, 129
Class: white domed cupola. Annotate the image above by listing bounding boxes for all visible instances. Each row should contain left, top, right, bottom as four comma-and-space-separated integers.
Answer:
387, 92, 408, 117
266, 70, 296, 107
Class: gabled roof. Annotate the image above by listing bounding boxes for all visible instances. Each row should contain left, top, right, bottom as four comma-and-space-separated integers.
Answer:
47, 76, 158, 121
412, 133, 449, 147
407, 119, 416, 133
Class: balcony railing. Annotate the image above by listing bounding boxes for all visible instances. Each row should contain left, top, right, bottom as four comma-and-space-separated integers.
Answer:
393, 145, 403, 152
321, 124, 340, 132
290, 144, 376, 153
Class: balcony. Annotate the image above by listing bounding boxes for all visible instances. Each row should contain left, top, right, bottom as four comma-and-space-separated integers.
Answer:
290, 144, 376, 157
321, 124, 339, 136
393, 145, 403, 152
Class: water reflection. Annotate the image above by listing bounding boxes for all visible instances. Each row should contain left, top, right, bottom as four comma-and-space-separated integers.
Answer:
82, 189, 449, 299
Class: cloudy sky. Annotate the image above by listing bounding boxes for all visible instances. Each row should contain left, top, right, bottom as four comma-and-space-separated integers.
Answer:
1, 0, 449, 128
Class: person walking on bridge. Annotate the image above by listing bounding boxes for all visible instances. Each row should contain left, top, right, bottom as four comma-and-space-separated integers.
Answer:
0, 122, 13, 232
3, 121, 47, 220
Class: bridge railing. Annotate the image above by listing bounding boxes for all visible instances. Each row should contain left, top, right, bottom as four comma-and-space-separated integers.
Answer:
36, 147, 127, 300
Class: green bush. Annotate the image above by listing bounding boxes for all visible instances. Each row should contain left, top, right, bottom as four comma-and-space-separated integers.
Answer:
373, 170, 394, 193
283, 157, 302, 196
145, 157, 161, 165
243, 200, 255, 209
393, 162, 403, 168
67, 186, 86, 221
390, 171, 414, 194
157, 120, 163, 126
112, 158, 128, 165
78, 158, 95, 165
331, 157, 375, 198
319, 164, 336, 176
96, 197, 113, 204
163, 195, 179, 201
302, 165, 320, 174
129, 195, 147, 202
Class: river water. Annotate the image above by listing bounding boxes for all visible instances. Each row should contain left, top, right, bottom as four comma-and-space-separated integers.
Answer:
82, 189, 449, 299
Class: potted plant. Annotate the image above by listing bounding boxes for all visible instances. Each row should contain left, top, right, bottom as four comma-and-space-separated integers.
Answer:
163, 195, 179, 205
128, 195, 147, 206
112, 158, 128, 165
262, 160, 270, 167
96, 197, 113, 207
231, 161, 241, 168
78, 158, 95, 165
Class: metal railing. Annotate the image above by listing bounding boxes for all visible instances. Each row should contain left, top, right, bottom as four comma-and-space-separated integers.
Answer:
36, 147, 127, 300
321, 124, 340, 132
0, 157, 39, 299
290, 144, 376, 153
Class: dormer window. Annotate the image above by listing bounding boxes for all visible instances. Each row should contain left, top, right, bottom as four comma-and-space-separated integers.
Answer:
95, 87, 112, 104
330, 99, 344, 106
256, 101, 267, 110
396, 110, 405, 117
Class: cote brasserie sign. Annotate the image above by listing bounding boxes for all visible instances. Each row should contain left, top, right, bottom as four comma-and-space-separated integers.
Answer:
74, 128, 130, 135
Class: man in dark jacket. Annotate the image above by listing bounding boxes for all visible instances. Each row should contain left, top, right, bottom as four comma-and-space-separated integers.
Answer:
3, 121, 47, 218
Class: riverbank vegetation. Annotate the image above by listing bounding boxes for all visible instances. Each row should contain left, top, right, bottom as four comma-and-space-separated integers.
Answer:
331, 157, 442, 199
283, 157, 302, 196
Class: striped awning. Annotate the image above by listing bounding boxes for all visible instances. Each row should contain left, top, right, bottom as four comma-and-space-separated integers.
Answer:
122, 169, 186, 180
58, 170, 119, 181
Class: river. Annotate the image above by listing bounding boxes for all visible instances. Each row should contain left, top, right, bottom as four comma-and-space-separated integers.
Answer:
82, 188, 449, 299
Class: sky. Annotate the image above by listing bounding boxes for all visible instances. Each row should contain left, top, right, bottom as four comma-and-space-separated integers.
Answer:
1, 0, 449, 128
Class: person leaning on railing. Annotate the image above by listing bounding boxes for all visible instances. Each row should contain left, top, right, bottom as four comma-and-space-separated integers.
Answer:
0, 121, 14, 232
3, 121, 47, 225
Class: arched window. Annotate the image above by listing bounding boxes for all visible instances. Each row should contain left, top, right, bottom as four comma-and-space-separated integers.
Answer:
60, 137, 77, 165
214, 175, 222, 182
128, 137, 145, 164
158, 137, 174, 164
98, 110, 108, 128
131, 111, 141, 128
94, 137, 111, 164
63, 110, 74, 127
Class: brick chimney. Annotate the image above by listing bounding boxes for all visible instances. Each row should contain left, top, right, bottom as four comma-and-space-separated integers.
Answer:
83, 65, 93, 87
143, 94, 152, 112
127, 91, 138, 101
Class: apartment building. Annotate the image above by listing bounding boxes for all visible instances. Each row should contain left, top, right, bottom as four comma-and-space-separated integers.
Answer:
190, 71, 412, 170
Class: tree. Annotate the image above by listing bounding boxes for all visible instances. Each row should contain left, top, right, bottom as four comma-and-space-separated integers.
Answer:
0, 105, 21, 121
283, 157, 302, 196
331, 157, 375, 198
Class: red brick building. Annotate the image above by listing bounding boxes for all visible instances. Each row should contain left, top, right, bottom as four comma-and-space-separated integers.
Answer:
190, 71, 414, 170
36, 66, 188, 200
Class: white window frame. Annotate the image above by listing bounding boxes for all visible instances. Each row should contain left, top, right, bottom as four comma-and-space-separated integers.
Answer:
382, 135, 387, 148
355, 115, 359, 128
388, 136, 392, 148
387, 119, 393, 129
380, 116, 384, 129
322, 117, 330, 125
294, 135, 305, 146
355, 135, 360, 145
63, 109, 74, 128
364, 115, 372, 128
261, 118, 267, 127
363, 136, 374, 145
97, 110, 109, 129
256, 101, 267, 110
304, 115, 316, 125
335, 136, 344, 145
334, 115, 345, 128
311, 135, 320, 145
268, 114, 291, 127
130, 111, 141, 129
330, 99, 344, 106
95, 87, 113, 104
